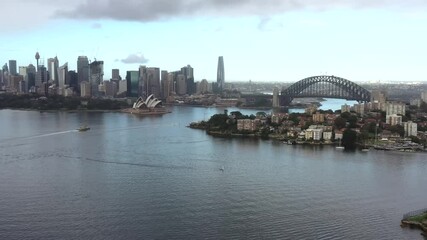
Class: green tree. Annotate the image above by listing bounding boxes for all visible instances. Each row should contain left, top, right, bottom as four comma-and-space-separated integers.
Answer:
342, 129, 357, 150
334, 117, 346, 129
389, 125, 405, 137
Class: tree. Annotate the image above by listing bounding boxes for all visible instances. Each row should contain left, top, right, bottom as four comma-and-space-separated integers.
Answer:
334, 117, 346, 129
341, 129, 357, 150
389, 125, 405, 137
348, 115, 358, 128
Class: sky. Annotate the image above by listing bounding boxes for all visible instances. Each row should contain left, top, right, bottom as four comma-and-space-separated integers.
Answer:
1, 0, 427, 82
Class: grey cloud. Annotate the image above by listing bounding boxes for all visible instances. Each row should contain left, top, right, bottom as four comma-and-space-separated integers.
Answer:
91, 23, 102, 29
121, 54, 149, 64
55, 0, 427, 22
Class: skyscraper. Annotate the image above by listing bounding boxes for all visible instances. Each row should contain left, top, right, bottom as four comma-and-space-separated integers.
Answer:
58, 62, 68, 95
217, 56, 225, 92
77, 56, 89, 88
9, 60, 17, 76
112, 69, 121, 80
126, 71, 139, 97
147, 67, 161, 98
181, 65, 195, 95
48, 57, 59, 85
89, 60, 103, 97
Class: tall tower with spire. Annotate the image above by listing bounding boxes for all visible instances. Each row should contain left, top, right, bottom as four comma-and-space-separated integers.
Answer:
35, 52, 40, 72
217, 56, 225, 92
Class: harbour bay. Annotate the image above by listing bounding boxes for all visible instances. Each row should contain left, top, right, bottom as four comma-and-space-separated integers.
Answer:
0, 104, 426, 239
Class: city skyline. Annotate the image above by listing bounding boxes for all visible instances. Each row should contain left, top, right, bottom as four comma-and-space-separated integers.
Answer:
1, 1, 427, 82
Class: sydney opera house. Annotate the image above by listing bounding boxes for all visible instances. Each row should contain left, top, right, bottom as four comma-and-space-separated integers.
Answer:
122, 94, 170, 115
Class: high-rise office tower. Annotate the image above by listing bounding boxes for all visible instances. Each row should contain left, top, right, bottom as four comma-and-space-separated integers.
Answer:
77, 56, 90, 87
217, 56, 225, 92
147, 67, 161, 98
27, 64, 36, 91
161, 70, 168, 99
176, 74, 187, 96
47, 57, 59, 85
181, 65, 195, 95
35, 65, 48, 95
9, 60, 17, 76
138, 65, 147, 97
89, 60, 103, 97
67, 70, 78, 92
58, 63, 68, 95
112, 69, 121, 80
126, 71, 139, 97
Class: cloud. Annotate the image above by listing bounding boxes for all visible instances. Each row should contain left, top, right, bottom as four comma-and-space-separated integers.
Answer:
121, 54, 149, 64
55, 0, 427, 22
91, 23, 102, 29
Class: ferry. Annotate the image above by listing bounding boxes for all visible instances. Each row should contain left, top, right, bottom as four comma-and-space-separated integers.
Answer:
78, 126, 90, 132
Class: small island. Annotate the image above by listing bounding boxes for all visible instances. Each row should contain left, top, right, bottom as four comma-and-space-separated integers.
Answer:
401, 209, 427, 237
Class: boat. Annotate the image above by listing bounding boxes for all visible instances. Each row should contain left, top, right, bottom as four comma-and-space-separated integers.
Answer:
361, 148, 370, 152
78, 126, 90, 132
336, 140, 344, 149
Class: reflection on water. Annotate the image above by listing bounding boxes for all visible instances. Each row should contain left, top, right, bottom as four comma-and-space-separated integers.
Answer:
0, 106, 426, 239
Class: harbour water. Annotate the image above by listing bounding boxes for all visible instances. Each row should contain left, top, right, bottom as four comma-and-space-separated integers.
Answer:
0, 102, 426, 239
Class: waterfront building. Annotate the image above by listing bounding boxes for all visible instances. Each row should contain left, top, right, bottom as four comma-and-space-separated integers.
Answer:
323, 131, 333, 141
80, 81, 91, 98
403, 121, 417, 137
335, 130, 343, 140
272, 87, 280, 108
77, 56, 89, 88
386, 114, 402, 126
386, 102, 406, 116
341, 104, 351, 113
57, 63, 68, 95
126, 71, 139, 97
237, 119, 261, 132
217, 56, 225, 92
305, 125, 324, 141
8, 60, 17, 76
312, 112, 325, 123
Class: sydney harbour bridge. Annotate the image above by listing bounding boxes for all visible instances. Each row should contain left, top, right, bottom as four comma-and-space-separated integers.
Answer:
280, 75, 371, 106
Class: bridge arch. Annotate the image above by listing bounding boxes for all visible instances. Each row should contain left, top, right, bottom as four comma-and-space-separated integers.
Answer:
280, 75, 371, 106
